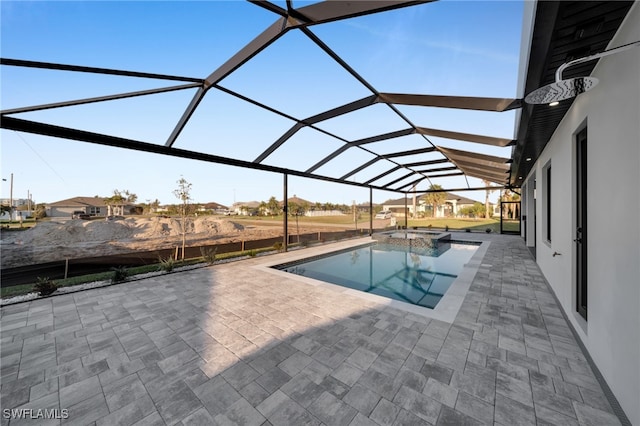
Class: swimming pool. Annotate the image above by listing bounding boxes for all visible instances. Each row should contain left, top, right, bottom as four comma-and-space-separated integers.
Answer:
275, 241, 480, 309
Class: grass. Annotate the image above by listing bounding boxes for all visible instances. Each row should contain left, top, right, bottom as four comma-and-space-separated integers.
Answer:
402, 217, 520, 233
1, 246, 281, 299
234, 214, 371, 226
0, 219, 38, 230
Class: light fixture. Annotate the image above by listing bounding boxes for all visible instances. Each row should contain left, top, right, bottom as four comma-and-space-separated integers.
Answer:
549, 101, 559, 106
526, 157, 532, 162
524, 40, 640, 105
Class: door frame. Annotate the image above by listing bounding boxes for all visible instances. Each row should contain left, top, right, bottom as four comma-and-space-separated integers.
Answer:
576, 126, 588, 320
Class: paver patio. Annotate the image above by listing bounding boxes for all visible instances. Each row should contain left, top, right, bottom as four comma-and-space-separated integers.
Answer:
0, 233, 622, 425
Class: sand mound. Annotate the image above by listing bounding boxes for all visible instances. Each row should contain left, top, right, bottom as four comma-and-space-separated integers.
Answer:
193, 217, 244, 234
8, 217, 244, 245
13, 220, 137, 245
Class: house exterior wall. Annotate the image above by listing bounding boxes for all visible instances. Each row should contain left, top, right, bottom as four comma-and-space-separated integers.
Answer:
523, 4, 639, 423
47, 206, 107, 217
48, 206, 84, 218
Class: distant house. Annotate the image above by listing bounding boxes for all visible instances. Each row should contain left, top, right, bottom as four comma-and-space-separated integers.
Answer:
231, 201, 261, 215
46, 196, 108, 218
46, 196, 138, 218
199, 202, 229, 214
382, 193, 482, 218
202, 202, 228, 211
279, 195, 313, 208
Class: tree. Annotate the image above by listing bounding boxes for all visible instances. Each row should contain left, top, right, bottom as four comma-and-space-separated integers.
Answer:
459, 202, 484, 219
288, 201, 305, 242
258, 201, 267, 216
498, 189, 520, 219
33, 203, 47, 220
173, 177, 192, 261
267, 196, 279, 217
104, 189, 137, 216
422, 184, 447, 217
482, 180, 495, 219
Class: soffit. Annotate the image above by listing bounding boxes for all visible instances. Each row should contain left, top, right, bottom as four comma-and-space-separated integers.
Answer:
511, 1, 634, 186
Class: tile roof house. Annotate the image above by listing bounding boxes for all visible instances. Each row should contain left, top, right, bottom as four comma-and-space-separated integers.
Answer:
46, 196, 108, 218
46, 196, 137, 218
382, 193, 483, 218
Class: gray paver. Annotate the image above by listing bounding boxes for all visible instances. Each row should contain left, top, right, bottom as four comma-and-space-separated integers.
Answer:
496, 371, 533, 407
0, 235, 627, 426
59, 375, 102, 408
393, 385, 442, 424
95, 395, 155, 426
494, 393, 536, 426
280, 373, 325, 408
343, 383, 381, 416
454, 391, 494, 424
436, 405, 484, 426
573, 401, 622, 426
423, 377, 458, 408
216, 397, 266, 426
63, 393, 110, 426
370, 398, 401, 426
308, 391, 357, 425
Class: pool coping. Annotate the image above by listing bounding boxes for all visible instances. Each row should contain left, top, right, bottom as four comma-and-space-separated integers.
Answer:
253, 236, 491, 323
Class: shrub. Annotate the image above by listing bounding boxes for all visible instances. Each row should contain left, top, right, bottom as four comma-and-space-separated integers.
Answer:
465, 228, 471, 233
111, 266, 129, 283
485, 228, 492, 233
158, 256, 176, 272
445, 225, 449, 231
200, 247, 217, 264
273, 241, 284, 252
248, 249, 257, 258
34, 277, 58, 296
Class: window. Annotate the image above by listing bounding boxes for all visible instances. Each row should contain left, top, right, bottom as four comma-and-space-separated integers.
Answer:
546, 165, 551, 241
90, 207, 101, 215
542, 161, 551, 243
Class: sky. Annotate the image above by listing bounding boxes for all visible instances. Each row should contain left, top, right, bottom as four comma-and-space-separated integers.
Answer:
1, 0, 525, 207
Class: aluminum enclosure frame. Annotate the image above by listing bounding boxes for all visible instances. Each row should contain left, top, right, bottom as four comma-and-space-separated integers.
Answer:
1, 0, 518, 198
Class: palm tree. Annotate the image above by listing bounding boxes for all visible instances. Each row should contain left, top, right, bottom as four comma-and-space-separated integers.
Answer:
104, 189, 137, 216
258, 201, 267, 216
422, 184, 447, 217
267, 196, 279, 217
482, 180, 494, 219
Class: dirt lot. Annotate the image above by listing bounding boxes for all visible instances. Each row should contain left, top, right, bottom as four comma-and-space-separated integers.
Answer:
0, 216, 373, 268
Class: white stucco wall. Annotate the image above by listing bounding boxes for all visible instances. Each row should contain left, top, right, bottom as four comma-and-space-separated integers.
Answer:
525, 4, 639, 423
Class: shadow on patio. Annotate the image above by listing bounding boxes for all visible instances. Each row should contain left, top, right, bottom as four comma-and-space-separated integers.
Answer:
0, 234, 621, 426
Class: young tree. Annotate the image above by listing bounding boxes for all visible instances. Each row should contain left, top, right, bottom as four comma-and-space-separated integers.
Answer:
422, 184, 447, 218
173, 177, 192, 261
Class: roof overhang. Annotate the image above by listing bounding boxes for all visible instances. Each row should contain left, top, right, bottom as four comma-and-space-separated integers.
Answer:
510, 1, 634, 186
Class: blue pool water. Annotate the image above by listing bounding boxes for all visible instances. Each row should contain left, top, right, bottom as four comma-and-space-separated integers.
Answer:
276, 242, 479, 309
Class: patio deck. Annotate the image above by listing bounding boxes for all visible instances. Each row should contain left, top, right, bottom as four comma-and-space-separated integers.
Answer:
0, 233, 622, 425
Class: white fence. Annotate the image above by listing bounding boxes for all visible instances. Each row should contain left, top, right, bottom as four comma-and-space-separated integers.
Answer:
305, 210, 345, 217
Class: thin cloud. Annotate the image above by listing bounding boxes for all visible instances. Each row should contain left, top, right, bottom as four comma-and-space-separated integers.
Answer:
346, 21, 519, 64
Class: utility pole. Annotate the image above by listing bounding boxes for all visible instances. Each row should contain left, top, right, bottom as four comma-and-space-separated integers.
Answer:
10, 173, 13, 216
